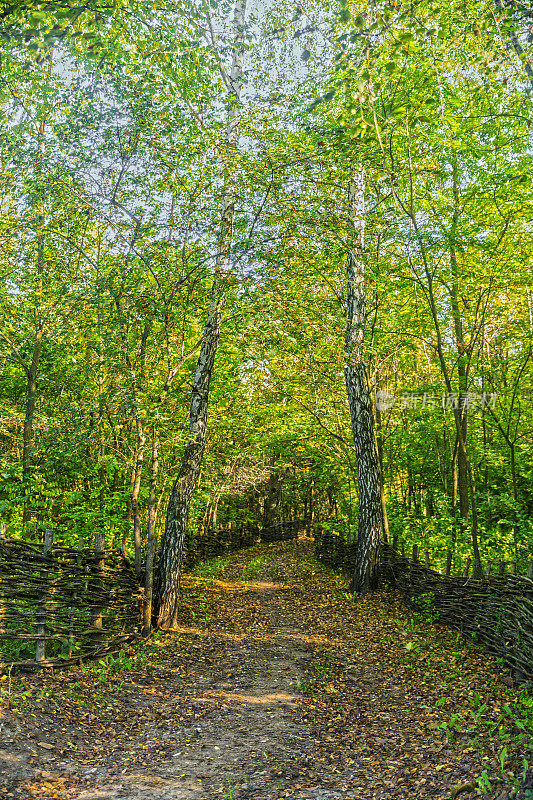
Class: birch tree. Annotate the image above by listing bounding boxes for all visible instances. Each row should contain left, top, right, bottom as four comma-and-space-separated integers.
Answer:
153, 0, 247, 629
344, 170, 383, 592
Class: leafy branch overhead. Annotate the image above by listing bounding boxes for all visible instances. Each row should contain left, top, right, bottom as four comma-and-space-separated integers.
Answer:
0, 0, 532, 694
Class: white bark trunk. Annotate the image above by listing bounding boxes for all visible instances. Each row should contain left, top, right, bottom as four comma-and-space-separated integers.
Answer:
154, 0, 247, 628
344, 169, 383, 592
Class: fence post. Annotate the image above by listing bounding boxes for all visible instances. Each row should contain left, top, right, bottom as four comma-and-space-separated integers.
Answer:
424, 551, 430, 569
499, 561, 506, 575
401, 542, 405, 558
392, 533, 398, 551
445, 550, 452, 577
463, 557, 471, 578
36, 529, 54, 664
485, 561, 492, 578
509, 562, 516, 575
412, 544, 418, 562
528, 560, 533, 581
0, 522, 6, 540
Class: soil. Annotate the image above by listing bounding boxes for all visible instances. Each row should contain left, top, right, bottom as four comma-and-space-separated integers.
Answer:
0, 540, 524, 800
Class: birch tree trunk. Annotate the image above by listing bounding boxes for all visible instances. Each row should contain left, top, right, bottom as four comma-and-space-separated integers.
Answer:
153, 0, 247, 629
343, 171, 383, 592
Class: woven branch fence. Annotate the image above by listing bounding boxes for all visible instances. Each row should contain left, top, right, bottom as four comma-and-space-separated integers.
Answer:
0, 536, 142, 672
182, 519, 306, 570
314, 526, 533, 683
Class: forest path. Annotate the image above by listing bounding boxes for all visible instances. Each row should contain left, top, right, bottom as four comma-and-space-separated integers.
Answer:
0, 539, 519, 800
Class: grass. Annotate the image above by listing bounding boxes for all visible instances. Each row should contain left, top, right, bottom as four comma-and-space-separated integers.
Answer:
242, 554, 273, 580
296, 653, 334, 699
395, 606, 533, 793
192, 556, 230, 578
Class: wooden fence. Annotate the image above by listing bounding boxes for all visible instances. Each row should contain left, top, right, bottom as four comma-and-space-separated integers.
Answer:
0, 537, 142, 672
182, 519, 305, 569
314, 526, 533, 684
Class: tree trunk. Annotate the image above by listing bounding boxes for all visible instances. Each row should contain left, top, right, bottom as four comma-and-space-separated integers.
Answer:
22, 117, 47, 530
374, 389, 389, 542
449, 248, 469, 519
122, 465, 134, 558
415, 238, 483, 577
143, 433, 158, 636
343, 171, 383, 593
131, 415, 146, 579
262, 465, 284, 528
495, 0, 533, 93
451, 432, 459, 520
92, 515, 105, 631
484, 352, 530, 564
449, 165, 480, 573
153, 0, 247, 630
35, 528, 53, 663
345, 365, 383, 591
509, 442, 519, 559
154, 305, 224, 627
22, 330, 42, 526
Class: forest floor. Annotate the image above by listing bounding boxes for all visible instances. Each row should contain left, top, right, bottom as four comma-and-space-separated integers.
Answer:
0, 539, 530, 800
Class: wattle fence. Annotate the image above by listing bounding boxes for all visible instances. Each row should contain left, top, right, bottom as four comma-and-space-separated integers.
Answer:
182, 519, 305, 569
0, 537, 142, 673
314, 526, 533, 684
6, 516, 533, 683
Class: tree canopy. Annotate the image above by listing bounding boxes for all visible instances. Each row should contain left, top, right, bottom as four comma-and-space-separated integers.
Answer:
1, 0, 532, 615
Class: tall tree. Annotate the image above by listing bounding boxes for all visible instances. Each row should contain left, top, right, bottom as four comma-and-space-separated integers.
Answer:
153, 0, 247, 629
343, 169, 383, 591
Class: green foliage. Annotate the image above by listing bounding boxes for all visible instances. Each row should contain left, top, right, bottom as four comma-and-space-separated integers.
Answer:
297, 654, 333, 698
75, 643, 139, 681
95, 648, 135, 680
192, 556, 231, 578
297, 558, 315, 576
413, 593, 439, 625
0, 635, 36, 663
476, 769, 492, 794
437, 684, 533, 792
0, 0, 531, 604
242, 555, 272, 580
189, 596, 212, 628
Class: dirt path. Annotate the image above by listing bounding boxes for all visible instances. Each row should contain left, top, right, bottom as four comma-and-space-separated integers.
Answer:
0, 540, 526, 800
